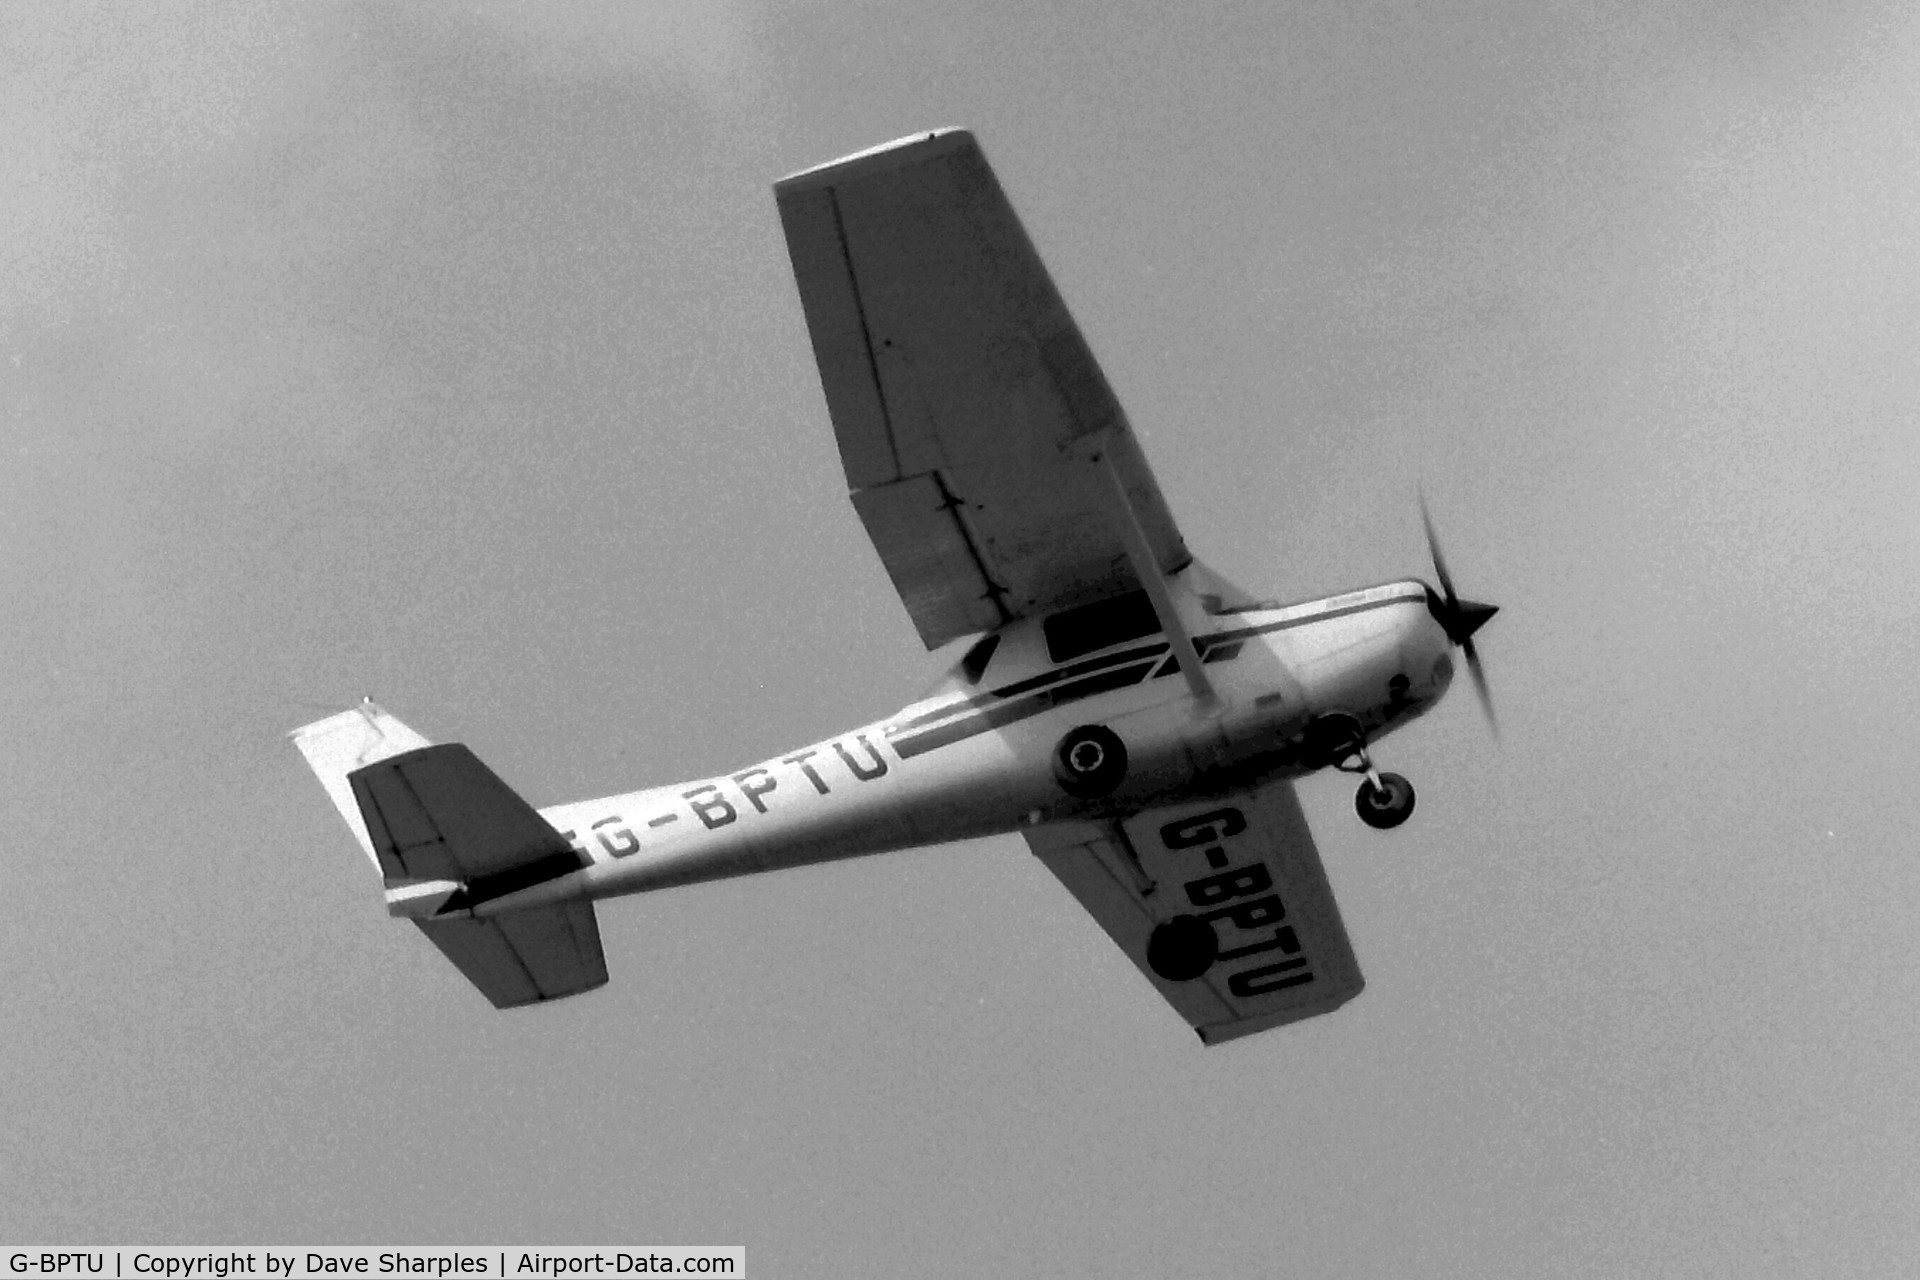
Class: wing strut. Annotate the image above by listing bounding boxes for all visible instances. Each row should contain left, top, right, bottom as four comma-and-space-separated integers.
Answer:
1089, 434, 1217, 707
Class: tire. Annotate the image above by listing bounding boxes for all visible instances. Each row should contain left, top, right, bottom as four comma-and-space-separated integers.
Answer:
1053, 724, 1129, 799
1355, 771, 1416, 829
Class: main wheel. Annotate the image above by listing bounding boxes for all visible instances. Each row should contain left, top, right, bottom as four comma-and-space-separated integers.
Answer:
1355, 772, 1415, 829
1053, 724, 1129, 799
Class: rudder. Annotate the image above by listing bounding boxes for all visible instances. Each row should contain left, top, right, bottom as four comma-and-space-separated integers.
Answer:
291, 701, 609, 1008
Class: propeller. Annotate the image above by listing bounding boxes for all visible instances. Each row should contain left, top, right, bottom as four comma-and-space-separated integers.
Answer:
1419, 492, 1499, 736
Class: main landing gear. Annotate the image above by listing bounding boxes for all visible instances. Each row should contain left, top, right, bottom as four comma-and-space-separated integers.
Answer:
1054, 724, 1129, 799
1303, 713, 1416, 830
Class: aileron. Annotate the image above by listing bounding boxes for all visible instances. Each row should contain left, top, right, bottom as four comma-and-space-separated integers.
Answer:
849, 472, 1010, 639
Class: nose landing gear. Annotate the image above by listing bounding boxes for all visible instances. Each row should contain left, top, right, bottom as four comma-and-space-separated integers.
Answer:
1353, 771, 1415, 829
1300, 712, 1418, 830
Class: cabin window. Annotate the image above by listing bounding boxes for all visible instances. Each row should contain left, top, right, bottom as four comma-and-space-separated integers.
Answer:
1044, 590, 1162, 664
959, 633, 1001, 684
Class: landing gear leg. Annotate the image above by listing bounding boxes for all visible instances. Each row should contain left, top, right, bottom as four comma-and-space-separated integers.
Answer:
1325, 725, 1415, 830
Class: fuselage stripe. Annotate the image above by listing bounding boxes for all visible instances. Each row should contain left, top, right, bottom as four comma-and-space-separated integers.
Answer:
885, 593, 1420, 760
890, 660, 1158, 758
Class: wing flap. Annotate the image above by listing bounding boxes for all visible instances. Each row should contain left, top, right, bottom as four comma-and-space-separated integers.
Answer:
849, 472, 1007, 640
1026, 780, 1365, 1044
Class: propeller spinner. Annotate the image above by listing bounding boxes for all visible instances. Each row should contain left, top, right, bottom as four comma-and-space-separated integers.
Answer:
1420, 494, 1499, 735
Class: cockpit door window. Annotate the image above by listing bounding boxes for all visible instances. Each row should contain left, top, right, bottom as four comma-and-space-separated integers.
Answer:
1043, 590, 1162, 664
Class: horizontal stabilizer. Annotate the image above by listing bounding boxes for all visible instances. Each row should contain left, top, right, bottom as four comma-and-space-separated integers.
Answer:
417, 900, 609, 1008
349, 742, 604, 1004
292, 703, 609, 1008
349, 743, 586, 889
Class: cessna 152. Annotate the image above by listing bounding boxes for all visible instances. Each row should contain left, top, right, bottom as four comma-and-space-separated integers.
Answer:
293, 129, 1497, 1045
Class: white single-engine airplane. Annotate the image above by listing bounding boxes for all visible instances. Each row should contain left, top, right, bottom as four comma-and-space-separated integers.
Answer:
293, 130, 1497, 1045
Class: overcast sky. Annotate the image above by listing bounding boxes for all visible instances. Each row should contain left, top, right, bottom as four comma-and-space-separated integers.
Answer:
5, 1, 1918, 1274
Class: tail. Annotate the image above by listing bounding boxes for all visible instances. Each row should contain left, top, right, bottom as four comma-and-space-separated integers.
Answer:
291, 701, 609, 1008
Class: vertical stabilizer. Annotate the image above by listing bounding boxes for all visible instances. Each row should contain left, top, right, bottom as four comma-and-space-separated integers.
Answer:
290, 702, 610, 1008
290, 701, 433, 873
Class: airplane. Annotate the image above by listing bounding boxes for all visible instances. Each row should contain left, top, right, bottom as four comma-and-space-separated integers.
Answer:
292, 129, 1498, 1045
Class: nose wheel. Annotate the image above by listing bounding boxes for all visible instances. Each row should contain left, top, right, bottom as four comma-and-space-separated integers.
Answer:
1311, 713, 1417, 830
1353, 771, 1415, 829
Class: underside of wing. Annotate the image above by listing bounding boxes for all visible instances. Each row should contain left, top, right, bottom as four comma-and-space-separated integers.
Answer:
777, 129, 1190, 648
1025, 781, 1364, 1045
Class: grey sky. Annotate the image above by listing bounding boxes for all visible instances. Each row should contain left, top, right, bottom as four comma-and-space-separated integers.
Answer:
4, 1, 1917, 1274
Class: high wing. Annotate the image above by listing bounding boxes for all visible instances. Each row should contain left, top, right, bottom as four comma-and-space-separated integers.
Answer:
776, 129, 1191, 649
1025, 780, 1364, 1045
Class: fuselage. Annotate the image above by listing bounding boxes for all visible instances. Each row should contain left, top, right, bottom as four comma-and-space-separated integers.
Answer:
491, 573, 1456, 916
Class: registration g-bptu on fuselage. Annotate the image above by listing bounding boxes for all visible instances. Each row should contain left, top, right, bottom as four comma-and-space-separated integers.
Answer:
293, 129, 1498, 1046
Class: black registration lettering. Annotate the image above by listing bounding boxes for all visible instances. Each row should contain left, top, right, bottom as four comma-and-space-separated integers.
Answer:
783, 749, 831, 795
1202, 894, 1286, 930
733, 767, 778, 814
591, 817, 639, 858
1217, 925, 1302, 963
1160, 807, 1248, 850
832, 735, 889, 781
684, 784, 737, 829
1228, 959, 1313, 997
1184, 863, 1273, 907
